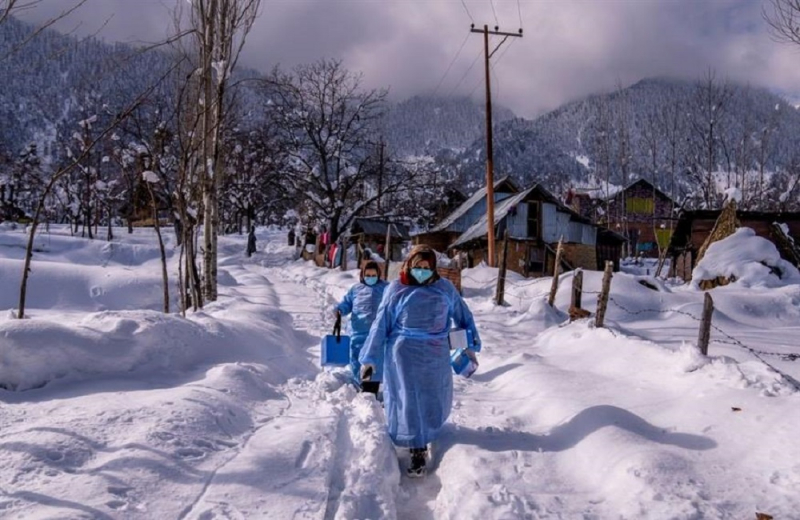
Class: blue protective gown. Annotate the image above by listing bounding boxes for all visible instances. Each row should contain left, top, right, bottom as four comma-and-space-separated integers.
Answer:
336, 280, 389, 383
359, 278, 481, 448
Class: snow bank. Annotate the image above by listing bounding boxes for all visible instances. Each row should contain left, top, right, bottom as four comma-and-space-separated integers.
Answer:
524, 297, 568, 327
0, 301, 316, 390
691, 227, 800, 289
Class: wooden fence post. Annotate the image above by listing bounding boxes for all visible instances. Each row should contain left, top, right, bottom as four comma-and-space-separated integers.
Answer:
494, 229, 509, 305
547, 236, 564, 307
340, 234, 348, 272
595, 260, 614, 328
570, 268, 583, 310
697, 292, 714, 356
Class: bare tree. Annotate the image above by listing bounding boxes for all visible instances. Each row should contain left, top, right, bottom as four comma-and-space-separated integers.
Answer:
764, 0, 800, 45
592, 95, 614, 225
17, 88, 162, 318
143, 170, 169, 314
178, 0, 262, 303
266, 59, 424, 244
755, 103, 782, 208
685, 70, 733, 208
0, 0, 89, 61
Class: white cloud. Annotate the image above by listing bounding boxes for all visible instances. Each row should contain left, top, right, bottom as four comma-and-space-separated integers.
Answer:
18, 0, 800, 118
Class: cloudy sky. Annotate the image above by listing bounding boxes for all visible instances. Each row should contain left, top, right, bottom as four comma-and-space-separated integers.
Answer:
20, 0, 800, 118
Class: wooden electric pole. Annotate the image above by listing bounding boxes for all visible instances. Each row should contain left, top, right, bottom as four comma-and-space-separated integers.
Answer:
470, 24, 522, 267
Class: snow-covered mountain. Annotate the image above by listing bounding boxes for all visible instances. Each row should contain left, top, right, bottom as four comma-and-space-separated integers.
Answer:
0, 16, 174, 164
450, 78, 800, 205
382, 95, 515, 157
2, 17, 799, 211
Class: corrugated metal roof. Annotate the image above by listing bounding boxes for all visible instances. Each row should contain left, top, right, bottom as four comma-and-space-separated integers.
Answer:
450, 187, 535, 249
429, 176, 517, 233
449, 183, 603, 249
351, 218, 410, 239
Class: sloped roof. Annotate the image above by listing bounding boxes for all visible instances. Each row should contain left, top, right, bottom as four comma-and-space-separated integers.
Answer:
449, 183, 600, 250
597, 227, 629, 244
429, 176, 519, 233
351, 218, 410, 240
622, 178, 674, 202
579, 177, 674, 203
450, 186, 535, 249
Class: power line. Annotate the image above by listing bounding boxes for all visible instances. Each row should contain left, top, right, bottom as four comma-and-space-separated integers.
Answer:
460, 0, 475, 24
517, 0, 523, 30
432, 32, 471, 97
489, 0, 499, 27
468, 37, 516, 97
448, 47, 483, 98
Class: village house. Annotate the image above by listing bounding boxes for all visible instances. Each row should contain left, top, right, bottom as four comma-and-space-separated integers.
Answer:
413, 176, 520, 253
414, 177, 625, 277
570, 178, 676, 258
447, 183, 624, 277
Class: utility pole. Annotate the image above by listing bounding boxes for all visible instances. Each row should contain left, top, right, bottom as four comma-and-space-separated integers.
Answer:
470, 23, 522, 267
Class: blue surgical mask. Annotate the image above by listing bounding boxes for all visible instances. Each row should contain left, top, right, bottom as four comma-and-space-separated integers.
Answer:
411, 268, 434, 284
364, 276, 379, 286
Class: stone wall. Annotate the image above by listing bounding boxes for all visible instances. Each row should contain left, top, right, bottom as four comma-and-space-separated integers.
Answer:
561, 243, 597, 271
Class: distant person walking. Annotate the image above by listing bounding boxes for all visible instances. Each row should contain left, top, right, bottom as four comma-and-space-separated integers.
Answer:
246, 226, 257, 257
359, 245, 481, 477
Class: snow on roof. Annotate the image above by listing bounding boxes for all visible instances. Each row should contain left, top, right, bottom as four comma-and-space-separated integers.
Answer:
691, 227, 800, 289
574, 178, 672, 202
429, 176, 516, 233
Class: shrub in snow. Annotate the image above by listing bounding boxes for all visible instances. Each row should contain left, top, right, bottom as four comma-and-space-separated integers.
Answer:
691, 228, 800, 289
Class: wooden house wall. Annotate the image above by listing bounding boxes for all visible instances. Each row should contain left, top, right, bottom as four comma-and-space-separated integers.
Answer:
413, 231, 460, 254
562, 243, 598, 271
607, 182, 674, 224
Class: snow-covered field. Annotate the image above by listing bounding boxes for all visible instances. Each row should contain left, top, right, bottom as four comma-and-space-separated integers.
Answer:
1, 225, 799, 519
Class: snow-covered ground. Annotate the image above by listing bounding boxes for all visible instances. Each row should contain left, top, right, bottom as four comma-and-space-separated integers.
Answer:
1, 225, 799, 519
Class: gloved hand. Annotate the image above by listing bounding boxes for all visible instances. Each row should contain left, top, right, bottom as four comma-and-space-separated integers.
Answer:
464, 348, 478, 363
471, 339, 481, 353
360, 363, 375, 382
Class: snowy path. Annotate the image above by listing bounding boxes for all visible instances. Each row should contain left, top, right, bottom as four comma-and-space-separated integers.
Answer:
175, 251, 402, 520
2, 227, 800, 519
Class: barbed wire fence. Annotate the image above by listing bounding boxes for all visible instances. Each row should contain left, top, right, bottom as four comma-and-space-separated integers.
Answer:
462, 267, 800, 391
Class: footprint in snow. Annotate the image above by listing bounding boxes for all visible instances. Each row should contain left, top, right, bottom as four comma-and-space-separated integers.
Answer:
175, 447, 206, 460
106, 500, 128, 511
107, 486, 130, 497
193, 439, 217, 450
45, 450, 64, 462
154, 431, 176, 442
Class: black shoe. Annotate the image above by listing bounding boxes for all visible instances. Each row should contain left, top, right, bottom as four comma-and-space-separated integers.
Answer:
407, 448, 427, 478
361, 381, 380, 395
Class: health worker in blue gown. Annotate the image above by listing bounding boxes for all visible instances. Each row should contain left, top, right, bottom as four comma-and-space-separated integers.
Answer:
359, 245, 481, 477
334, 260, 389, 394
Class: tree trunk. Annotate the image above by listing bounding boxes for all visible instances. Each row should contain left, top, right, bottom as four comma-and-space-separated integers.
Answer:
148, 183, 170, 314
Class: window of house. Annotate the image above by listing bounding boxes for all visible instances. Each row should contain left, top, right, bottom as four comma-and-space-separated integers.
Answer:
526, 201, 539, 237
626, 198, 655, 215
